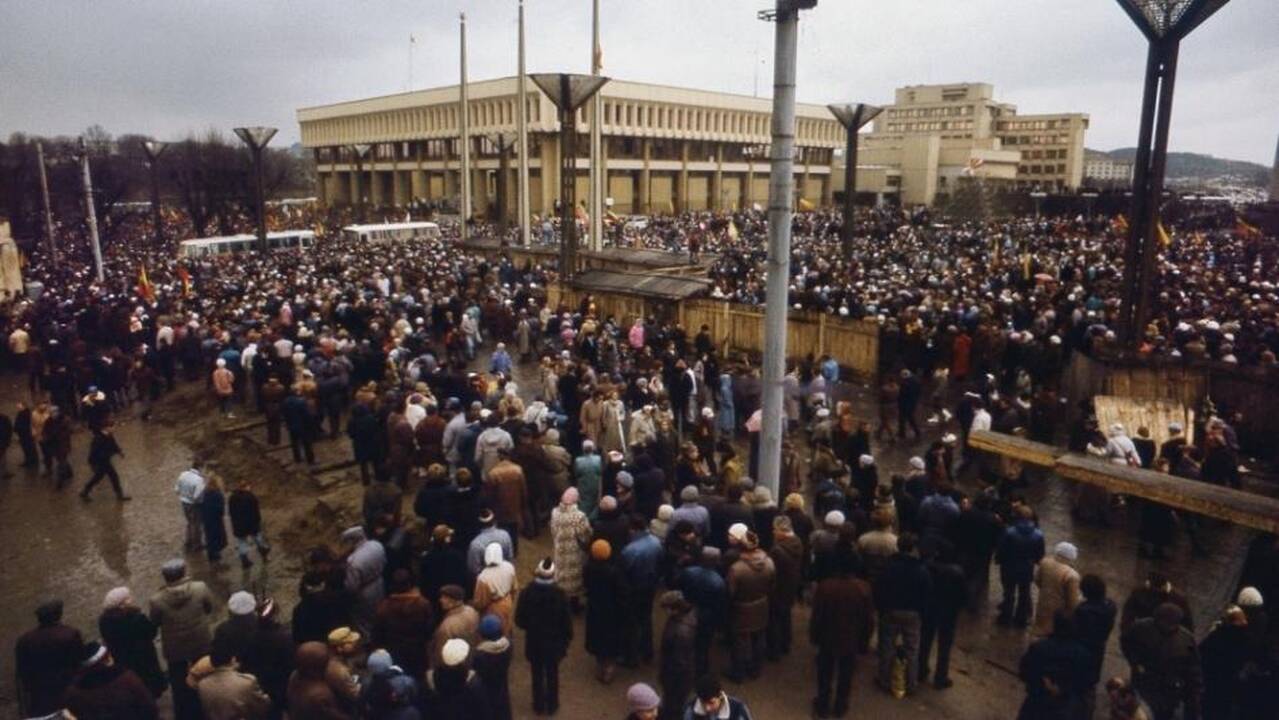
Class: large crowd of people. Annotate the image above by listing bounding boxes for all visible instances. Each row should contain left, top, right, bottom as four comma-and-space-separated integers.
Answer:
5, 199, 1279, 720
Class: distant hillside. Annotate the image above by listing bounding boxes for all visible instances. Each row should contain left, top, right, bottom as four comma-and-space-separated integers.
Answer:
1101, 148, 1269, 186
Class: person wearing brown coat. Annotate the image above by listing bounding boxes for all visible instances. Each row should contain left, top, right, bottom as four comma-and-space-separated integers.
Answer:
727, 530, 775, 682
416, 405, 448, 468
486, 452, 530, 541
64, 642, 159, 720
809, 549, 876, 719
373, 570, 434, 680
767, 516, 804, 660
287, 642, 354, 720
15, 600, 84, 716
260, 377, 286, 445
432, 585, 481, 667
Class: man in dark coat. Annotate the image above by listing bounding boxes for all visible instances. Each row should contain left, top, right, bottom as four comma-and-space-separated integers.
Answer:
655, 591, 697, 720
515, 558, 573, 715
15, 401, 38, 468
81, 422, 128, 500
63, 641, 159, 720
995, 505, 1044, 627
15, 599, 84, 716
809, 548, 875, 719
242, 597, 294, 720
584, 540, 629, 683
423, 639, 493, 720
260, 376, 286, 446
1073, 574, 1117, 718
874, 533, 932, 695
98, 587, 166, 698
228, 479, 270, 569
767, 515, 804, 660
1017, 611, 1090, 720
920, 540, 968, 689
282, 388, 316, 464
1121, 603, 1202, 720
347, 402, 383, 485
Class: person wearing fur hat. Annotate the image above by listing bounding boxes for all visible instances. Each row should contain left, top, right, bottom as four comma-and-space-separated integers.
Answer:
727, 529, 775, 682
516, 558, 574, 714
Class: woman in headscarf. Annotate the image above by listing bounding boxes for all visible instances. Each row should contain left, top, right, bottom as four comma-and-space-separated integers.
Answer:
550, 487, 592, 611
599, 389, 627, 458
98, 587, 167, 697
472, 543, 518, 636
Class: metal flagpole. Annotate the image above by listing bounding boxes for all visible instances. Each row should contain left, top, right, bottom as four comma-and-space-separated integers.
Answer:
79, 138, 104, 283
589, 0, 604, 251
460, 12, 472, 242
35, 141, 56, 260
758, 0, 811, 496
518, 0, 531, 246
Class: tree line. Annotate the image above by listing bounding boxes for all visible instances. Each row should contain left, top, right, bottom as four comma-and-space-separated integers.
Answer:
0, 126, 315, 250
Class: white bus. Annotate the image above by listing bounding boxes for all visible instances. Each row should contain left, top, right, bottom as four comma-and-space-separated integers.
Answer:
341, 222, 442, 244
178, 230, 316, 258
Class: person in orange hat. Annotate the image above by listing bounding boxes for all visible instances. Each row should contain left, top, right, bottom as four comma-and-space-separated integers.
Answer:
584, 539, 627, 683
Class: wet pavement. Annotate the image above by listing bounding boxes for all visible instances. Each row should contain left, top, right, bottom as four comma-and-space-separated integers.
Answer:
0, 356, 1261, 719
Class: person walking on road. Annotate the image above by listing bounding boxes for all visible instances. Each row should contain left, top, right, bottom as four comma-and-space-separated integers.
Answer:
81, 421, 130, 501
176, 459, 208, 552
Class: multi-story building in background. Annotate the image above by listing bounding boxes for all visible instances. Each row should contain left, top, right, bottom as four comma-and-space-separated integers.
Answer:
297, 79, 1087, 213
298, 76, 842, 217
1083, 150, 1135, 187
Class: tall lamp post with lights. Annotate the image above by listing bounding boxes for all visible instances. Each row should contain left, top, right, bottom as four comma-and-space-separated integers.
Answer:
141, 140, 168, 245
827, 102, 882, 256
233, 126, 278, 254
1112, 0, 1231, 344
530, 73, 610, 281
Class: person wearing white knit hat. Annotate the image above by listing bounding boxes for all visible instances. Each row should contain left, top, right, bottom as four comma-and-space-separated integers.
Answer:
1236, 586, 1263, 607
1032, 541, 1082, 637
440, 638, 470, 667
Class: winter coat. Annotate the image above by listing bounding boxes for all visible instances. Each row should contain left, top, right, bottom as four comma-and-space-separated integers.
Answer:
197, 666, 272, 720
345, 539, 387, 626
418, 546, 470, 605
422, 666, 492, 720
363, 481, 403, 528
292, 584, 355, 645
348, 404, 383, 464
550, 503, 592, 597
728, 549, 776, 633
1121, 619, 1203, 717
485, 460, 529, 533
64, 663, 158, 720
661, 608, 698, 692
810, 575, 875, 655
431, 604, 480, 666
515, 579, 574, 663
584, 557, 630, 658
472, 637, 513, 720
873, 552, 933, 615
1073, 598, 1117, 688
574, 454, 603, 519
15, 621, 84, 716
200, 487, 228, 555
682, 694, 753, 720
228, 488, 263, 538
287, 650, 354, 720
373, 590, 434, 678
1033, 556, 1081, 637
242, 618, 293, 712
148, 577, 217, 662
98, 606, 166, 696
769, 534, 804, 608
996, 520, 1045, 582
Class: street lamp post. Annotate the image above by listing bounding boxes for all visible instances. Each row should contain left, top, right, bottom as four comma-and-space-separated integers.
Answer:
489, 133, 517, 233
351, 143, 372, 223
77, 138, 105, 284
142, 140, 168, 246
35, 141, 56, 260
827, 102, 882, 256
757, 0, 817, 498
530, 73, 610, 281
233, 126, 278, 254
1112, 0, 1231, 345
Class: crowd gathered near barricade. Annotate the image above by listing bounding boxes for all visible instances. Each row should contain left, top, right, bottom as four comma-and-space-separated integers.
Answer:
7, 199, 1279, 720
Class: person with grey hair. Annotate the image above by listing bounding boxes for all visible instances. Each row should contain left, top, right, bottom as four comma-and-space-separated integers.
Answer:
148, 559, 217, 719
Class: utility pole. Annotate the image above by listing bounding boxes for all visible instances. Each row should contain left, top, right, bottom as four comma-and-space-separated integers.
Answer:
589, 0, 605, 251
35, 141, 56, 260
757, 0, 814, 497
78, 138, 104, 284
459, 12, 472, 242
517, 0, 531, 246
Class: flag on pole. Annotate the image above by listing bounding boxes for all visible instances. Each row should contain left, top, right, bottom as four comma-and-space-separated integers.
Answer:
176, 266, 192, 297
1237, 218, 1262, 238
727, 220, 740, 241
138, 264, 155, 304
1112, 214, 1129, 234
1157, 222, 1171, 248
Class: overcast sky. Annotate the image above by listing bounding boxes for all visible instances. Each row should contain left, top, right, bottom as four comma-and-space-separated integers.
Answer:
2, 1, 1275, 164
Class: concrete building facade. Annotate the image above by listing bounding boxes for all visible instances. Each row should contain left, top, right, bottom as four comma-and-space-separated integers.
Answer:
1084, 150, 1136, 187
297, 76, 843, 217
832, 83, 1089, 206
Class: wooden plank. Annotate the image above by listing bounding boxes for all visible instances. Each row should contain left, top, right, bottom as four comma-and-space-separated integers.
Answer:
969, 430, 1058, 468
1055, 454, 1279, 534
